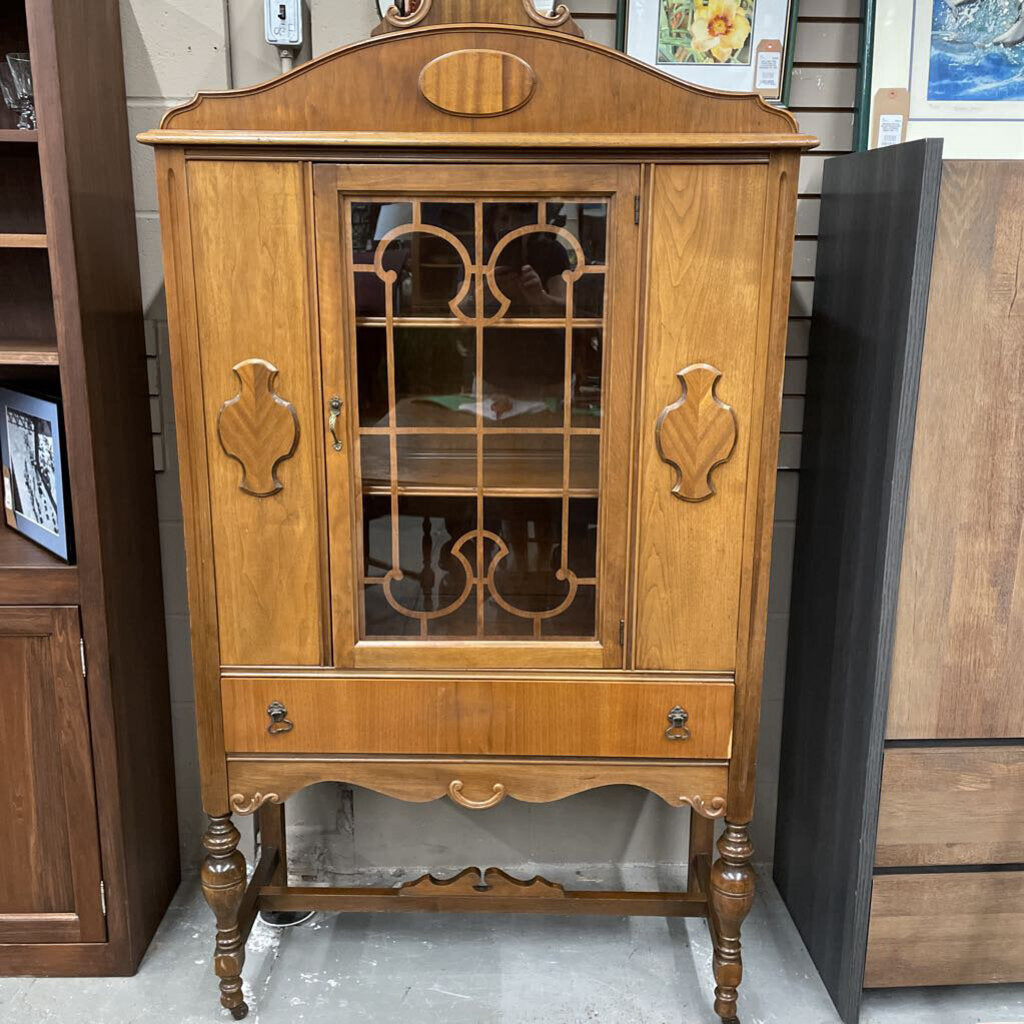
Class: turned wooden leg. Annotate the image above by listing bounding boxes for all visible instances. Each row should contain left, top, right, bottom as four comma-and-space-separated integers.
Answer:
709, 821, 755, 1024
201, 814, 248, 1020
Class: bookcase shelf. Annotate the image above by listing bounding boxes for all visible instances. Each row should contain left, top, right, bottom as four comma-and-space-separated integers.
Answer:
0, 232, 47, 247
0, 338, 59, 365
0, 129, 38, 143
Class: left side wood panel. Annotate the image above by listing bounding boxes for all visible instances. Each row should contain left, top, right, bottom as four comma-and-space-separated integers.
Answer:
187, 161, 326, 666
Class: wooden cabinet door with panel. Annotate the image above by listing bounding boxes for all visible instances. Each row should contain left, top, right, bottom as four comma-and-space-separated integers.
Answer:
144, 3, 813, 1020
0, 607, 105, 946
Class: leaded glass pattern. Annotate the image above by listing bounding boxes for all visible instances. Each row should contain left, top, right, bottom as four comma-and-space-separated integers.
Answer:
348, 197, 608, 639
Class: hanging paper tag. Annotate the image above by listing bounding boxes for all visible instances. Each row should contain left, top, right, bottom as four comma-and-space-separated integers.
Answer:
755, 39, 784, 100
871, 88, 910, 149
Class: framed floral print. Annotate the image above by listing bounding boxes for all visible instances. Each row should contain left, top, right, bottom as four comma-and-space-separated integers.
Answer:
869, 0, 1024, 157
624, 0, 796, 101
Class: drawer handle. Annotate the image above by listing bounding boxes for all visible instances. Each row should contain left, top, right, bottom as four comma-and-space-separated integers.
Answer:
665, 706, 690, 741
328, 395, 344, 451
266, 701, 294, 735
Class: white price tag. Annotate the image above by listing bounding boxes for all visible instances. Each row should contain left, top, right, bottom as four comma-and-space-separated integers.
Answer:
755, 51, 782, 93
877, 114, 904, 148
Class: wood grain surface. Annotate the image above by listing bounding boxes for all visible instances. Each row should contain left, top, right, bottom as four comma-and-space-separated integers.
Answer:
0, 608, 105, 945
188, 160, 327, 667
222, 675, 734, 759
151, 26, 802, 139
418, 49, 536, 117
876, 745, 1024, 866
888, 161, 1024, 739
864, 871, 1024, 988
634, 162, 767, 671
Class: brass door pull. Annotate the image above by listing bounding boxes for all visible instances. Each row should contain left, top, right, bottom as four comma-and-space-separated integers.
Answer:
328, 396, 343, 451
665, 706, 690, 741
266, 701, 294, 735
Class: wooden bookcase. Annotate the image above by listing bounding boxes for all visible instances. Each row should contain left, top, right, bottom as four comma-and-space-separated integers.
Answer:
0, 0, 179, 975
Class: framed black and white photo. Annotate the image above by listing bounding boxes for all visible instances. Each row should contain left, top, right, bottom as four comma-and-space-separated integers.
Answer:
0, 386, 73, 561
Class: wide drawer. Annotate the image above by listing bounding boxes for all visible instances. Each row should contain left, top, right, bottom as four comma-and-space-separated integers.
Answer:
876, 745, 1024, 866
221, 676, 734, 759
864, 871, 1024, 988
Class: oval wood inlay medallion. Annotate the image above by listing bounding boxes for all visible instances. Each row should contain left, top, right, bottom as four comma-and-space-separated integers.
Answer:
418, 49, 536, 117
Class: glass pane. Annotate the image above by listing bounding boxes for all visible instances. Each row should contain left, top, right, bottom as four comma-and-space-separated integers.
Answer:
482, 327, 563, 427
546, 202, 607, 265
569, 435, 599, 492
483, 434, 563, 491
356, 325, 475, 428
347, 192, 609, 642
572, 328, 602, 426
362, 495, 478, 638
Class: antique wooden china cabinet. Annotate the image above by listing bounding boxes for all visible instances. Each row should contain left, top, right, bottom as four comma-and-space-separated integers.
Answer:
142, 2, 814, 1019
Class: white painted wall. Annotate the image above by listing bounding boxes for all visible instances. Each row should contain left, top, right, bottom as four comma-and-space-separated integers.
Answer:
119, 0, 861, 873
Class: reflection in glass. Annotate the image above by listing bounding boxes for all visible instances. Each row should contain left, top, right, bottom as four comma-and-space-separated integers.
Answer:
356, 325, 475, 427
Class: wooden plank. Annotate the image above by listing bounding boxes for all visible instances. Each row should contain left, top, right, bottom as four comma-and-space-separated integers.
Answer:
0, 338, 59, 364
634, 162, 767, 671
259, 884, 707, 917
187, 160, 326, 667
773, 140, 944, 1024
864, 872, 1024, 988
888, 162, 1024, 740
0, 232, 47, 248
876, 746, 1024, 867
222, 675, 735, 760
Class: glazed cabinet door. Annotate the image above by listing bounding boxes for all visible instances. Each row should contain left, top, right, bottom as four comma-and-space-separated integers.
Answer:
314, 164, 640, 670
0, 607, 105, 944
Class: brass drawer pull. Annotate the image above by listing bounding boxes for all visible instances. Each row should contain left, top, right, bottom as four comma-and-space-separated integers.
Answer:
665, 706, 690, 741
328, 395, 343, 451
266, 701, 294, 735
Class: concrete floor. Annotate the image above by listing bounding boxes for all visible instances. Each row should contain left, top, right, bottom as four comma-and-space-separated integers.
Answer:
1, 867, 1022, 1024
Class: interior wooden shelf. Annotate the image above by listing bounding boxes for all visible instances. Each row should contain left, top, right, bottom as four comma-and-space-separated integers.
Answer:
0, 338, 59, 365
0, 232, 47, 248
0, 129, 38, 143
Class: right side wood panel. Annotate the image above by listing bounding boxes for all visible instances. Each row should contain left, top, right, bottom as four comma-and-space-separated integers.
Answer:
634, 162, 768, 671
888, 162, 1024, 739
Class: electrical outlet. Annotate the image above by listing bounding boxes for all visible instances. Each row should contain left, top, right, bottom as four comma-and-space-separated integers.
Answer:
264, 0, 302, 48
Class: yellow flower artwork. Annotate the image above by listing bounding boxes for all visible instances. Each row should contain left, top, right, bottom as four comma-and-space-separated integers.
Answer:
657, 0, 755, 66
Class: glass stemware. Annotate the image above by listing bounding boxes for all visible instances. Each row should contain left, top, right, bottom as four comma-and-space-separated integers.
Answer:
5, 53, 35, 130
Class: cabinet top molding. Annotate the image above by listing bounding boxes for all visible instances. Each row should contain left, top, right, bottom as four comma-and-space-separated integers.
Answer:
138, 22, 817, 149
